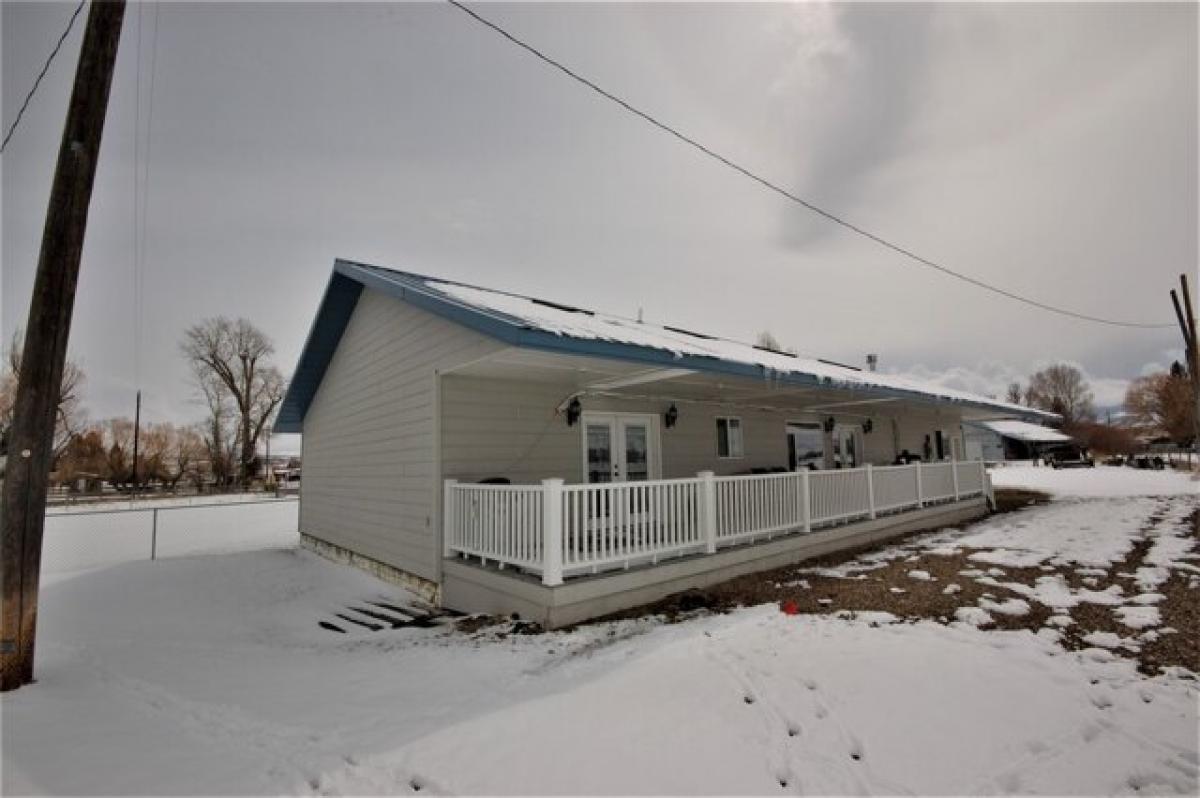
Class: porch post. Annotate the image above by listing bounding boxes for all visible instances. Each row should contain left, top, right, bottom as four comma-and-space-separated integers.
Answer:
952, 462, 960, 501
865, 464, 876, 520
442, 479, 457, 558
801, 469, 811, 533
541, 478, 564, 586
915, 463, 924, 508
698, 471, 717, 554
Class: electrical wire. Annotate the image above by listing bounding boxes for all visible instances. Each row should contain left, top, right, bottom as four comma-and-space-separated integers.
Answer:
132, 2, 160, 392
1, 0, 87, 154
134, 0, 143, 387
446, 0, 1174, 331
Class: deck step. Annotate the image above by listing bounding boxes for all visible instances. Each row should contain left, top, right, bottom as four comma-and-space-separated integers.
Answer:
317, 601, 443, 634
335, 612, 382, 632
348, 606, 411, 628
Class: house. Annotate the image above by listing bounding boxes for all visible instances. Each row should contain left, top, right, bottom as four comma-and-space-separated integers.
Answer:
276, 259, 1056, 627
963, 419, 1074, 463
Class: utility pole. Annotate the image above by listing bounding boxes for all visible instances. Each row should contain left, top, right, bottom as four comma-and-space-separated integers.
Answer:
1169, 274, 1200, 471
1, 0, 126, 692
131, 388, 141, 495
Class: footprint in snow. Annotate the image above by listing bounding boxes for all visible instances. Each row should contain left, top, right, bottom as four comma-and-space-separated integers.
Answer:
1080, 722, 1104, 743
997, 771, 1022, 793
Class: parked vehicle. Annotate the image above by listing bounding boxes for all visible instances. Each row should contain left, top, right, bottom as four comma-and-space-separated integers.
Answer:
1043, 445, 1095, 469
1127, 454, 1165, 470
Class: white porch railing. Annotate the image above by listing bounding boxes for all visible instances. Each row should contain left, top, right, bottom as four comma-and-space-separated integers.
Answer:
444, 460, 988, 586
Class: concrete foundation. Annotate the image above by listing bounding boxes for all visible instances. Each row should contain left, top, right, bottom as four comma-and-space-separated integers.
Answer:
301, 532, 441, 605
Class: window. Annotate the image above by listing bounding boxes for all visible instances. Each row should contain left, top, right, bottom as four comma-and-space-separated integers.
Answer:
787, 423, 823, 470
716, 417, 744, 458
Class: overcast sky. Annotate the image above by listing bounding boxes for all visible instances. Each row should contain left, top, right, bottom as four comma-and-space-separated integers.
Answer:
3, 1, 1196, 439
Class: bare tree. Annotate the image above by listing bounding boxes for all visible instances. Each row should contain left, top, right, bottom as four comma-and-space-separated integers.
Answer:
1, 329, 87, 461
102, 418, 135, 490
53, 426, 107, 490
181, 318, 287, 487
1070, 421, 1138, 456
755, 330, 797, 355
175, 425, 208, 490
1024, 364, 1095, 426
1005, 382, 1022, 405
139, 423, 171, 486
192, 367, 235, 487
142, 422, 205, 490
1124, 363, 1196, 445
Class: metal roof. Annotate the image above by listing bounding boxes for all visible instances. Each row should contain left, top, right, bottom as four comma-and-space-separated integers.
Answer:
275, 259, 1059, 432
972, 419, 1074, 443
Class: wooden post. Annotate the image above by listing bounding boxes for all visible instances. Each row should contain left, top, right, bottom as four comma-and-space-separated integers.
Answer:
1, 0, 126, 692
698, 471, 717, 554
131, 388, 141, 496
952, 462, 960, 501
1172, 275, 1199, 470
541, 479, 564, 586
915, 463, 924, 508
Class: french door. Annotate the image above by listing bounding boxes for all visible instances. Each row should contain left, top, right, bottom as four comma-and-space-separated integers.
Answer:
832, 425, 860, 469
582, 413, 659, 484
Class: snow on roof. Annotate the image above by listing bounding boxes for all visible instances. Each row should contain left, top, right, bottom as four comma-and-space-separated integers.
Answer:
422, 276, 1050, 418
976, 420, 1073, 443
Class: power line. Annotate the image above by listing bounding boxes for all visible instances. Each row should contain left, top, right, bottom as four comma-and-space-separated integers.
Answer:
1, 1, 87, 154
446, 0, 1174, 331
137, 1, 161, 387
131, 2, 160, 389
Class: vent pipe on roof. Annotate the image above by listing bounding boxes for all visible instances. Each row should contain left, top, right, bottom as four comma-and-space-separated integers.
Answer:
866, 353, 878, 372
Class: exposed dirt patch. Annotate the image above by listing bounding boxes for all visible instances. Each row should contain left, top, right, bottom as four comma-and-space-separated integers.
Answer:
991, 487, 1053, 514
1138, 508, 1200, 675
594, 498, 1200, 677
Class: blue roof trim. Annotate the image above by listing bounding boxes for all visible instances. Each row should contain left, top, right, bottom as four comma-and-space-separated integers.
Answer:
277, 258, 1054, 431
274, 272, 363, 433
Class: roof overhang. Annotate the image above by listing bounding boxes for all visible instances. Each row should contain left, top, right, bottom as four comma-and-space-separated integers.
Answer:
276, 259, 1061, 433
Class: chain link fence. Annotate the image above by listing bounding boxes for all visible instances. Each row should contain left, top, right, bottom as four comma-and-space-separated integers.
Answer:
42, 497, 299, 579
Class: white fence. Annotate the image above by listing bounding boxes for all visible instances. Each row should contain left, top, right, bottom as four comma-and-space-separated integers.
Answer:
445, 460, 989, 586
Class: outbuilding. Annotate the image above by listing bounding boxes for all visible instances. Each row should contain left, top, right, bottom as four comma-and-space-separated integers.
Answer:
963, 419, 1074, 463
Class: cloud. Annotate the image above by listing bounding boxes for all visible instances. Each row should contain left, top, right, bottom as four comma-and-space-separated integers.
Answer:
892, 359, 1134, 410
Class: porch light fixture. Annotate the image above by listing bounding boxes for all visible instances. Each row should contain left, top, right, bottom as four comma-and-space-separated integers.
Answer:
823, 417, 836, 433
566, 397, 582, 426
862, 419, 874, 434
664, 403, 679, 429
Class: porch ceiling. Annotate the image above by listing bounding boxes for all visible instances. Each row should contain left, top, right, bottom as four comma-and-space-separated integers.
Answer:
443, 348, 1002, 421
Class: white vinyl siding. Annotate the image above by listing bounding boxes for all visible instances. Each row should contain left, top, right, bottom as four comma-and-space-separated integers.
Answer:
300, 289, 500, 582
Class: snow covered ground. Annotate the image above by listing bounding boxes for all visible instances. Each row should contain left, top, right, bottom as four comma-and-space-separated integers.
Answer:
990, 463, 1197, 498
2, 469, 1197, 795
40, 498, 298, 584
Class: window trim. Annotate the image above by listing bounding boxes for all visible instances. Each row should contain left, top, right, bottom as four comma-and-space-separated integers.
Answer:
716, 416, 745, 459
